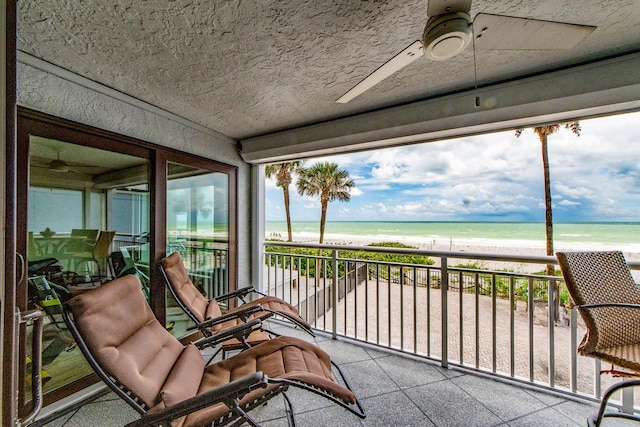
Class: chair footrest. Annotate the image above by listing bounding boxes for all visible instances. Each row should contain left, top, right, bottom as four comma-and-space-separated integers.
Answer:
222, 330, 271, 350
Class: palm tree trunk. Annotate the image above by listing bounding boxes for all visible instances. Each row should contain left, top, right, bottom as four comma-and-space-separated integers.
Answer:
541, 136, 558, 321
319, 201, 328, 244
283, 186, 292, 242
541, 138, 554, 259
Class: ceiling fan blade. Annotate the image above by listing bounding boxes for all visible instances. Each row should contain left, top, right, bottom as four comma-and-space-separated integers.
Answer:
68, 168, 92, 177
473, 14, 596, 50
427, 0, 472, 17
336, 40, 424, 103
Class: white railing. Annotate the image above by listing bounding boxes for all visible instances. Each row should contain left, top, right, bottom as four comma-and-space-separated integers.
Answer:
263, 241, 640, 404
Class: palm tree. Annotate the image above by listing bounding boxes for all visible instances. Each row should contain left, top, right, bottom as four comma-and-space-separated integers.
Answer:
296, 162, 354, 244
516, 121, 580, 320
265, 161, 303, 242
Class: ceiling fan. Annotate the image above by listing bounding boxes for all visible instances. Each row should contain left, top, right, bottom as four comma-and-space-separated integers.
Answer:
336, 0, 596, 103
31, 151, 92, 176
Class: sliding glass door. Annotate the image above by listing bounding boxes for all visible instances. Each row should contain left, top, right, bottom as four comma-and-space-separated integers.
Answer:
165, 162, 232, 338
24, 135, 150, 404
17, 108, 238, 410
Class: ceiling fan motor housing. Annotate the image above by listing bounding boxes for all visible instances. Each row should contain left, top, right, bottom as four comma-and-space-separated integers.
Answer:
423, 12, 472, 60
49, 159, 70, 172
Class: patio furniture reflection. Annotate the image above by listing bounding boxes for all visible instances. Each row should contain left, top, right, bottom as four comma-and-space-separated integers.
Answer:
64, 229, 99, 254
33, 234, 87, 259
74, 231, 116, 280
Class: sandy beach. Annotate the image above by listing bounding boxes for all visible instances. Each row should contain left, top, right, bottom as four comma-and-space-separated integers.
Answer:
264, 228, 640, 401
281, 231, 640, 279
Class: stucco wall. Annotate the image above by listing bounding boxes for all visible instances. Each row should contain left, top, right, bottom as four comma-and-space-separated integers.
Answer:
17, 62, 252, 287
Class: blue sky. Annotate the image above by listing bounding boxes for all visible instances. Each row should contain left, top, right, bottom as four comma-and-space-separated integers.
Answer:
265, 111, 640, 223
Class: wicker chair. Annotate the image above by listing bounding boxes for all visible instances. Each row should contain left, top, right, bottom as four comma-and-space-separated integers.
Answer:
557, 251, 640, 427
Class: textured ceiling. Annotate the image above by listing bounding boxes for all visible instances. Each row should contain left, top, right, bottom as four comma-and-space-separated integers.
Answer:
17, 0, 640, 140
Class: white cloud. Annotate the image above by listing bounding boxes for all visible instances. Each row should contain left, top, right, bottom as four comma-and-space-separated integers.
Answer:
554, 183, 596, 200
266, 111, 640, 221
558, 199, 581, 206
350, 187, 364, 197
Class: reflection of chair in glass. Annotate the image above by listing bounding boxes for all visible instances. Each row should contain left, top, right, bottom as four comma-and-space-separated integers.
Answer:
557, 251, 640, 427
27, 257, 62, 281
75, 230, 116, 280
112, 247, 150, 299
65, 229, 99, 253
160, 252, 314, 338
72, 228, 99, 242
62, 275, 365, 426
27, 276, 75, 370
57, 229, 99, 271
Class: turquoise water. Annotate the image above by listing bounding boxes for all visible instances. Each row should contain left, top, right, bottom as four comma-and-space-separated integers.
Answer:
265, 221, 640, 246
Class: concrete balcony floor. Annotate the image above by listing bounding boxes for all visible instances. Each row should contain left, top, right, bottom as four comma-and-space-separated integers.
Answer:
35, 323, 637, 427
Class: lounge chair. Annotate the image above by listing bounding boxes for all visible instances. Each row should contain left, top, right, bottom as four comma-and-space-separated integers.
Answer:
159, 252, 314, 338
557, 250, 640, 427
62, 274, 365, 426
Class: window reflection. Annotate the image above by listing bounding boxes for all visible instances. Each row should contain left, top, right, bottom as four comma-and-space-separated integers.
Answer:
27, 137, 149, 398
166, 162, 229, 338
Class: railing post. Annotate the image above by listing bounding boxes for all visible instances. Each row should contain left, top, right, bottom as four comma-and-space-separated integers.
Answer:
441, 256, 448, 369
570, 306, 578, 393
548, 277, 555, 388
623, 382, 635, 415
332, 249, 338, 340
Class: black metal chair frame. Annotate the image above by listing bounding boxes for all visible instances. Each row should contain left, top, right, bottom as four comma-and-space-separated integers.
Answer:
159, 258, 314, 339
61, 285, 365, 427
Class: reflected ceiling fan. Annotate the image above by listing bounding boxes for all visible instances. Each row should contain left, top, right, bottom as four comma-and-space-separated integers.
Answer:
336, 0, 596, 103
31, 151, 93, 177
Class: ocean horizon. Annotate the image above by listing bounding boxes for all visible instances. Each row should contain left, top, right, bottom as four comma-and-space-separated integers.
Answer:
265, 221, 640, 249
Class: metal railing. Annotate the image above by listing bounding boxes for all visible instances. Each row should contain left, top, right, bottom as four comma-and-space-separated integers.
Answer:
112, 234, 231, 299
168, 238, 229, 298
263, 241, 640, 404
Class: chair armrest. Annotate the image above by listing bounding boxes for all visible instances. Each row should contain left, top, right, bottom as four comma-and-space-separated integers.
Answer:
126, 372, 269, 427
192, 319, 263, 350
187, 304, 263, 331
578, 303, 640, 310
214, 286, 255, 303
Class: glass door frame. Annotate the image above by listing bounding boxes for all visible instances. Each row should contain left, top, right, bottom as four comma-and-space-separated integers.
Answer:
16, 107, 239, 409
16, 108, 152, 407
156, 151, 238, 320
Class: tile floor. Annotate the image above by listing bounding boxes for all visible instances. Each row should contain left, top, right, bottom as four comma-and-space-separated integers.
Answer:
33, 323, 637, 427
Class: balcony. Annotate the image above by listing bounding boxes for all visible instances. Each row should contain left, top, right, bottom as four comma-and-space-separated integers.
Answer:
35, 323, 605, 427
34, 243, 640, 426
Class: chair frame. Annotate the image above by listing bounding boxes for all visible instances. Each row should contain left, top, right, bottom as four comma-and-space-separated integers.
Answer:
174, 290, 279, 361
60, 278, 365, 427
159, 253, 315, 338
557, 250, 640, 427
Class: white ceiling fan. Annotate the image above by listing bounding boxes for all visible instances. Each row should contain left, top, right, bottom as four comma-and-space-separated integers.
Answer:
336, 0, 596, 103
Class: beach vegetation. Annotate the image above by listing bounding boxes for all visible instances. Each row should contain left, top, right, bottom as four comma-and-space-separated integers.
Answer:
263, 242, 434, 279
452, 262, 485, 270
296, 162, 354, 244
346, 242, 435, 265
265, 161, 304, 242
263, 242, 568, 309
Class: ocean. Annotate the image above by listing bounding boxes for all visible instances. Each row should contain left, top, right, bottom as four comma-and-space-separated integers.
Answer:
265, 221, 640, 250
